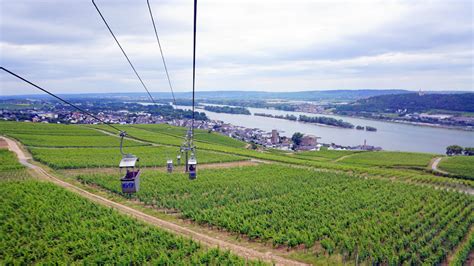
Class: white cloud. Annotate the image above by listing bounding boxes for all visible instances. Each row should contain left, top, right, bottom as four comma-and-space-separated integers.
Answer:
0, 0, 473, 95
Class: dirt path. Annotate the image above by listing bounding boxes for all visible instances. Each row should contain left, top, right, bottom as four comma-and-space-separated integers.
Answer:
60, 160, 262, 177
0, 138, 8, 149
91, 127, 155, 146
429, 157, 450, 175
332, 153, 358, 163
1, 136, 306, 266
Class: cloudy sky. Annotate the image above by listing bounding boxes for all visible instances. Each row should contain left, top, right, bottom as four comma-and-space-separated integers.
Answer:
1, 0, 473, 95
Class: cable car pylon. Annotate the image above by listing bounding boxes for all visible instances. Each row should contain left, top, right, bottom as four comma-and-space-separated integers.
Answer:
180, 128, 195, 174
186, 0, 198, 180
176, 0, 198, 179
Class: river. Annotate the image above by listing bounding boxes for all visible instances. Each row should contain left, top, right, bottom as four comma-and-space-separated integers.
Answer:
174, 105, 474, 154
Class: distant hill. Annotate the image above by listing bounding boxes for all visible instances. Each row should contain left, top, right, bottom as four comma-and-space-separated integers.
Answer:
336, 93, 474, 113
2, 89, 411, 101
191, 89, 411, 101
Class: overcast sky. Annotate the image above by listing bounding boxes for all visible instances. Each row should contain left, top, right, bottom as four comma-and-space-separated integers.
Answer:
1, 0, 473, 96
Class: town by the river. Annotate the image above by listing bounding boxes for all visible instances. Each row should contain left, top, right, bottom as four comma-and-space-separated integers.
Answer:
175, 105, 474, 154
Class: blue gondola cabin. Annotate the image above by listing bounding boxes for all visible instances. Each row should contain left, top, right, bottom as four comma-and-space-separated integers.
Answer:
188, 158, 197, 180
120, 155, 140, 193
167, 159, 173, 173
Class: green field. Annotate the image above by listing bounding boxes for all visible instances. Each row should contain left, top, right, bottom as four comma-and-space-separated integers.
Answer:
132, 124, 246, 148
291, 149, 364, 161
0, 149, 24, 171
0, 122, 246, 169
77, 164, 474, 265
337, 151, 437, 168
439, 156, 474, 180
0, 121, 101, 136
3, 121, 471, 189
0, 149, 30, 181
7, 133, 146, 148
0, 150, 260, 265
30, 146, 246, 169
2, 121, 474, 265
0, 103, 45, 110
89, 124, 247, 149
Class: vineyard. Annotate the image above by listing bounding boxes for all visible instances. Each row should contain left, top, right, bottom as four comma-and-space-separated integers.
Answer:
0, 121, 246, 169
1, 121, 474, 264
336, 151, 436, 168
89, 123, 247, 149
3, 121, 472, 190
439, 156, 474, 180
290, 149, 364, 161
29, 146, 245, 169
87, 124, 470, 188
451, 231, 474, 266
0, 149, 24, 171
131, 124, 247, 148
0, 149, 262, 265
0, 121, 102, 136
0, 149, 30, 181
76, 164, 474, 264
3, 0, 473, 263
6, 133, 146, 148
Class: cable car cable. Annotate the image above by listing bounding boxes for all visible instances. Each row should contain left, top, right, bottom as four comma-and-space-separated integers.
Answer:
2, 67, 141, 192
177, 0, 198, 175
0, 67, 123, 133
146, 0, 179, 166
186, 0, 198, 180
92, 0, 158, 106
146, 0, 177, 106
191, 0, 197, 137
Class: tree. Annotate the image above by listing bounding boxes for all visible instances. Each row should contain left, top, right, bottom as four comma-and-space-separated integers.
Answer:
446, 145, 463, 156
291, 132, 304, 150
463, 147, 474, 156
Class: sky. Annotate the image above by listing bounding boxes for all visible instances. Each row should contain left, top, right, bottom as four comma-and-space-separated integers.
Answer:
0, 0, 473, 96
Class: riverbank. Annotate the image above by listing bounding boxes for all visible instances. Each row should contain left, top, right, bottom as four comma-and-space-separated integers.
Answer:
173, 105, 474, 154
332, 113, 474, 132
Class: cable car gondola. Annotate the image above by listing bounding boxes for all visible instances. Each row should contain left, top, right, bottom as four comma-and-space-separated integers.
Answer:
188, 155, 197, 180
177, 153, 181, 165
167, 159, 173, 173
119, 132, 141, 193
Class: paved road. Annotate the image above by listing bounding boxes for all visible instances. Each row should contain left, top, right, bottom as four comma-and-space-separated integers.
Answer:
1, 136, 307, 266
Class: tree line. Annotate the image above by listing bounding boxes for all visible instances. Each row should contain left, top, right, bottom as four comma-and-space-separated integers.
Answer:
446, 145, 474, 156
203, 105, 251, 115
299, 115, 354, 128
337, 93, 474, 113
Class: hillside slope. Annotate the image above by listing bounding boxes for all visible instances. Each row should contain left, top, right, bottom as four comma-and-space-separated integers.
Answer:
337, 93, 474, 113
